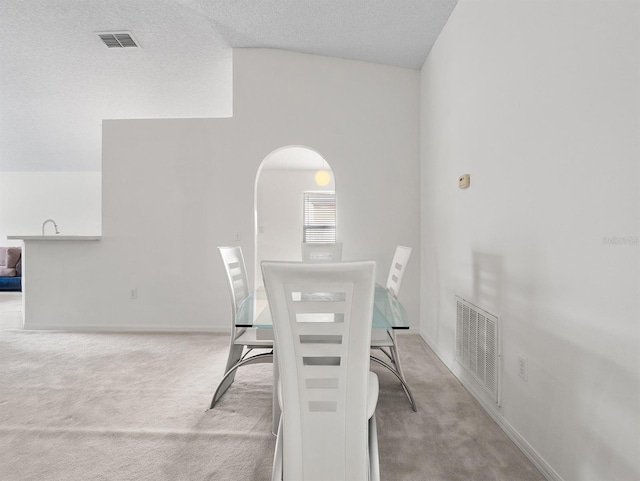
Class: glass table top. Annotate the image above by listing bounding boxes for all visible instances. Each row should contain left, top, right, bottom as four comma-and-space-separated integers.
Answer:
235, 284, 409, 329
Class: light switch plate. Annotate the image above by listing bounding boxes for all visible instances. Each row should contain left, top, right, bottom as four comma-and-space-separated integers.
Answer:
459, 174, 470, 189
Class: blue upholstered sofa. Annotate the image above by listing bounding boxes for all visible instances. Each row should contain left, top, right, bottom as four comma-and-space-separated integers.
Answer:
0, 247, 22, 291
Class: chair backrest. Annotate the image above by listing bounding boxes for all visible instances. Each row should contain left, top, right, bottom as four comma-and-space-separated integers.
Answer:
386, 245, 412, 297
301, 242, 343, 263
218, 246, 249, 317
262, 260, 376, 481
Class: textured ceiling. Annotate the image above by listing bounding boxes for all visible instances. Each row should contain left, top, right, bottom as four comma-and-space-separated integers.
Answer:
0, 0, 458, 171
184, 0, 459, 69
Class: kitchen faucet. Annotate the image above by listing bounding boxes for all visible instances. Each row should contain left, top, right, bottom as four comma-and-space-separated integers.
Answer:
42, 219, 60, 236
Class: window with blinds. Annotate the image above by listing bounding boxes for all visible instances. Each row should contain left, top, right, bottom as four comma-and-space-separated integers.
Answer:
303, 191, 336, 243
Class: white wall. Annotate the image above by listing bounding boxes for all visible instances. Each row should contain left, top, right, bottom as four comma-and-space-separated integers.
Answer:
0, 172, 101, 246
22, 49, 420, 331
420, 2, 639, 481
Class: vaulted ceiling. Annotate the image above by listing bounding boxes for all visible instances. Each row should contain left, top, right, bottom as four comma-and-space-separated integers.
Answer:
0, 0, 458, 171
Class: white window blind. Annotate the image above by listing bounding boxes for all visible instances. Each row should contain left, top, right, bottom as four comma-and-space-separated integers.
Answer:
303, 191, 336, 243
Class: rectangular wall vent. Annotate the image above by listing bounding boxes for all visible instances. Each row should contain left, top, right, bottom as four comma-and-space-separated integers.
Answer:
456, 296, 500, 405
97, 32, 139, 48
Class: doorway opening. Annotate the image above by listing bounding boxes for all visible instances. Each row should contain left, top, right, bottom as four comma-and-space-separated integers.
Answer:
254, 146, 335, 287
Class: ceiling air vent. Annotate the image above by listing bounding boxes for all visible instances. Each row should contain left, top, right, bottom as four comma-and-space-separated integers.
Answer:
97, 32, 139, 48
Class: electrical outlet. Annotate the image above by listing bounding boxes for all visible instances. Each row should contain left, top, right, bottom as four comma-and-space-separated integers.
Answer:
518, 355, 528, 381
130, 288, 138, 300
234, 231, 241, 242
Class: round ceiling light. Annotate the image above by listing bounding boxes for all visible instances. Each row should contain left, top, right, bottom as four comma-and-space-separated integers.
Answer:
315, 170, 331, 186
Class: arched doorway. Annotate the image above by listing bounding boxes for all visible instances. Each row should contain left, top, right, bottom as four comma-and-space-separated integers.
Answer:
254, 146, 335, 287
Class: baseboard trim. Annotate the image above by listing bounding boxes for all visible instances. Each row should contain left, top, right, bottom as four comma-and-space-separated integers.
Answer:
21, 324, 230, 334
420, 329, 563, 481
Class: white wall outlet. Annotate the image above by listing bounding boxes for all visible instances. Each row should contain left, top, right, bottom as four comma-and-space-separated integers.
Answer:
459, 174, 470, 189
130, 288, 138, 300
234, 231, 241, 242
518, 355, 528, 381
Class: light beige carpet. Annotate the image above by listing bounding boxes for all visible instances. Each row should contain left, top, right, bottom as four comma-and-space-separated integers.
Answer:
0, 297, 544, 480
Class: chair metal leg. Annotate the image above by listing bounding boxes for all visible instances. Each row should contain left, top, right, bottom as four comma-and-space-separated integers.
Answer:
271, 415, 283, 481
371, 330, 417, 411
370, 355, 417, 411
376, 346, 395, 363
210, 343, 244, 406
272, 347, 281, 436
388, 336, 411, 397
389, 348, 407, 385
368, 414, 380, 481
223, 344, 244, 381
210, 351, 273, 408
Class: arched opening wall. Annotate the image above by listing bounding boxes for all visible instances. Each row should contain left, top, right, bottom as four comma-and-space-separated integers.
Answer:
254, 146, 334, 287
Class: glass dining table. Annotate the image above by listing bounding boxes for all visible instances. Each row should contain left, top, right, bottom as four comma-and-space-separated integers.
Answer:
236, 284, 410, 330
235, 283, 415, 434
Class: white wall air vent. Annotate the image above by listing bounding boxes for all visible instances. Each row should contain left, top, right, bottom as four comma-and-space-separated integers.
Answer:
97, 32, 139, 48
456, 296, 501, 405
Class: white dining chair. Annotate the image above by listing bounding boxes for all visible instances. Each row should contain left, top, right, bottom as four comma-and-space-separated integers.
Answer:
210, 246, 273, 409
385, 245, 412, 297
262, 260, 380, 481
370, 245, 417, 411
301, 242, 343, 263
